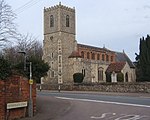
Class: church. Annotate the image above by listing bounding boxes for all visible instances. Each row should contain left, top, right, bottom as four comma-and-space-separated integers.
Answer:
42, 3, 136, 84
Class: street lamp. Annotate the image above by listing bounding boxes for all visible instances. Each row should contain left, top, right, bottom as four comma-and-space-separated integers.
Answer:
28, 62, 33, 117
18, 51, 33, 117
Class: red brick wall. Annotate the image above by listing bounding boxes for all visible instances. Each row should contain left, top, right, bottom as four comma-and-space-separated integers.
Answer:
0, 75, 36, 120
77, 45, 116, 63
0, 81, 5, 120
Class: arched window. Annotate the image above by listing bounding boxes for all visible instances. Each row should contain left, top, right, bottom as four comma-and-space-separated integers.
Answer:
111, 56, 113, 62
66, 15, 69, 27
58, 55, 62, 63
102, 54, 105, 61
51, 61, 54, 69
51, 71, 55, 78
106, 55, 109, 61
98, 67, 103, 82
82, 69, 85, 77
81, 51, 84, 58
125, 72, 128, 82
51, 53, 54, 58
50, 15, 54, 27
92, 53, 95, 60
97, 54, 100, 60
87, 52, 90, 59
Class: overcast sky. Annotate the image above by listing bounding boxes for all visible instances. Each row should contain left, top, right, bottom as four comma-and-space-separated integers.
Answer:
6, 0, 150, 61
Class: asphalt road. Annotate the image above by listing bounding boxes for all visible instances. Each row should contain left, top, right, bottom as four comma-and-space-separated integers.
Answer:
39, 91, 150, 106
22, 91, 150, 120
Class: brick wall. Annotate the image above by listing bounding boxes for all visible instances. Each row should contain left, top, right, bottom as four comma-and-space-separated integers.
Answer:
0, 81, 5, 120
0, 75, 36, 120
78, 44, 116, 63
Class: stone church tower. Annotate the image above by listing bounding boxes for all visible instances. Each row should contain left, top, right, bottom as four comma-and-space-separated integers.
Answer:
43, 3, 76, 84
43, 3, 136, 84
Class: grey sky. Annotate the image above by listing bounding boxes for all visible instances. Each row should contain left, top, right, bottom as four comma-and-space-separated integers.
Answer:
6, 0, 150, 61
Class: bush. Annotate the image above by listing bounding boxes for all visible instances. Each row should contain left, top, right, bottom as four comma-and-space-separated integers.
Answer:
117, 73, 124, 82
0, 57, 12, 80
73, 73, 84, 83
13, 57, 49, 83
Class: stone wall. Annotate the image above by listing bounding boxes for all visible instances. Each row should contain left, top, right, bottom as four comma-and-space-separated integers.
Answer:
0, 75, 36, 120
39, 82, 150, 93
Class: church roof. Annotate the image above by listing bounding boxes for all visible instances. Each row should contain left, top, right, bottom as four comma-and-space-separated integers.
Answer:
106, 62, 126, 73
77, 44, 135, 68
115, 52, 135, 68
68, 50, 81, 58
77, 43, 114, 53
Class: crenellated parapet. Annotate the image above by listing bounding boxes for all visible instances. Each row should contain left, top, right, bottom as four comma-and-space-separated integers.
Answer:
44, 2, 75, 12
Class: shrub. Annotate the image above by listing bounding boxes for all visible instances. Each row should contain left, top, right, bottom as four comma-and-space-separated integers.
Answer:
0, 57, 12, 80
117, 72, 124, 82
73, 73, 84, 83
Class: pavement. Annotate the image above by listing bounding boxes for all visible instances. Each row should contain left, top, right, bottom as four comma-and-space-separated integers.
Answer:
21, 93, 71, 120
21, 90, 150, 120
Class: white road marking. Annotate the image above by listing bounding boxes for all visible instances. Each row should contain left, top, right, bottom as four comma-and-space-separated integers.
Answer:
114, 115, 148, 120
56, 96, 150, 108
91, 113, 148, 120
91, 113, 116, 119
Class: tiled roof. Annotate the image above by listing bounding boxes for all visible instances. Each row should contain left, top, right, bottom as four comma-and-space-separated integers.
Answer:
77, 43, 135, 69
106, 62, 126, 73
115, 52, 135, 68
68, 50, 81, 58
77, 43, 114, 53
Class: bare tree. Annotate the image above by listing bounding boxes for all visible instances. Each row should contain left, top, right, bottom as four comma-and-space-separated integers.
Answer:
14, 33, 42, 61
0, 0, 18, 47
16, 33, 40, 53
29, 40, 43, 59
3, 33, 43, 65
3, 46, 18, 64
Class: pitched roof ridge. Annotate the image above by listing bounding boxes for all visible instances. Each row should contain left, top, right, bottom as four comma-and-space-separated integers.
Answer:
77, 43, 113, 52
123, 52, 135, 67
114, 51, 135, 68
106, 61, 126, 73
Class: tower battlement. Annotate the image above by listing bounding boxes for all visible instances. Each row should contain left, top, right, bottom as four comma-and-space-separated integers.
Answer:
44, 2, 75, 12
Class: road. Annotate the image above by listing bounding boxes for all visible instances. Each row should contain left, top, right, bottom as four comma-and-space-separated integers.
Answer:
22, 91, 150, 120
38, 91, 150, 120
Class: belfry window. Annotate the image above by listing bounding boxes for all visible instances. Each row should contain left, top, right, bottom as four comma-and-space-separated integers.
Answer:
50, 15, 54, 27
66, 15, 69, 27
